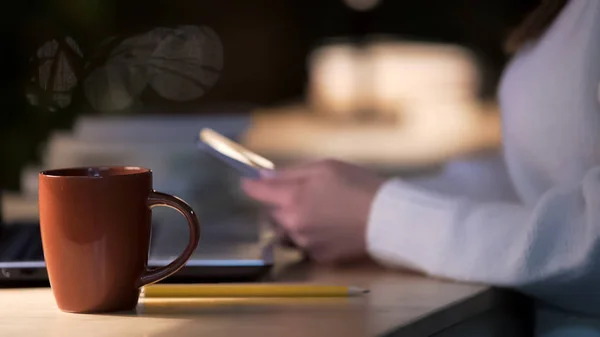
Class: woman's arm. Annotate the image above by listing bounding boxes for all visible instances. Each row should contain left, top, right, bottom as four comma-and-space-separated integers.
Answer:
368, 165, 600, 315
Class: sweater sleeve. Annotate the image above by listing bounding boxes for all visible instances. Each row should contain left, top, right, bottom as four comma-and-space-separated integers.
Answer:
409, 150, 519, 203
367, 165, 600, 314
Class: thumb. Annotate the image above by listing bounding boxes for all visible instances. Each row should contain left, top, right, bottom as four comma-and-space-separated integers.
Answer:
241, 178, 300, 207
266, 160, 329, 181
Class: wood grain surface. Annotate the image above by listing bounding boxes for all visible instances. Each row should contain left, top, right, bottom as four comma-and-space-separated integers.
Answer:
0, 257, 510, 337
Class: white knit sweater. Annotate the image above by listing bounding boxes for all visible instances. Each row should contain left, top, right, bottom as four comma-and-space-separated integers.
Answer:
367, 0, 600, 335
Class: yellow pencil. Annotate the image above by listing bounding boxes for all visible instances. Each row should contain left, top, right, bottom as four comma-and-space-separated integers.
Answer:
141, 284, 369, 298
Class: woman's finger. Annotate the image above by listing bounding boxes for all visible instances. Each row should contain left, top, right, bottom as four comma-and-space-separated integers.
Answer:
270, 208, 310, 248
263, 159, 339, 182
241, 178, 300, 207
264, 212, 298, 248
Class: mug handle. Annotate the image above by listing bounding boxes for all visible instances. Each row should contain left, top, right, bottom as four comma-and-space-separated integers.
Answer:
136, 190, 201, 287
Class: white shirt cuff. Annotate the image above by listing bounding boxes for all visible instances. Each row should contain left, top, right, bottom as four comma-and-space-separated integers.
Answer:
366, 178, 462, 274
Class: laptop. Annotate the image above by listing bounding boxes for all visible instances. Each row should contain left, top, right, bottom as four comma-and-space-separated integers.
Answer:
0, 193, 275, 287
0, 115, 278, 286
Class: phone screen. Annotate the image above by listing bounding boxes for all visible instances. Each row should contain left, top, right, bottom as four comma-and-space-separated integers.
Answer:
198, 128, 275, 178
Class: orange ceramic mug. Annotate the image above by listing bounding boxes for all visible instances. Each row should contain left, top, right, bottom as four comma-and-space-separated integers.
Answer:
38, 167, 200, 313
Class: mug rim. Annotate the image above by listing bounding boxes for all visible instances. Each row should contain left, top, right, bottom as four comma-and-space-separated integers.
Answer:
40, 166, 151, 178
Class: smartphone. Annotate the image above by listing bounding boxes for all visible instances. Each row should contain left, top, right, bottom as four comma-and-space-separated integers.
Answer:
197, 128, 275, 179
197, 129, 302, 249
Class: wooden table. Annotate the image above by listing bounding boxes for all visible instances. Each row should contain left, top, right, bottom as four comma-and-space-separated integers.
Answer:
0, 258, 532, 337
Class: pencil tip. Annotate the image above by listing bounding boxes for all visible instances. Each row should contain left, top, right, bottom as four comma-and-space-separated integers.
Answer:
363, 289, 370, 294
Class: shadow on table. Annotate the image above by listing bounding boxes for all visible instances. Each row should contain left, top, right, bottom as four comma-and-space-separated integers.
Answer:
98, 297, 369, 337
138, 296, 361, 316
99, 259, 368, 320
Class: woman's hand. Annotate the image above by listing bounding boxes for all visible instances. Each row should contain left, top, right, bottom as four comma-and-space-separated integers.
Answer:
241, 159, 384, 264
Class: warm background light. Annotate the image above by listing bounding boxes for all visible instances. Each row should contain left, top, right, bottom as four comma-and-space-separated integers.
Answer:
343, 0, 382, 11
243, 38, 501, 169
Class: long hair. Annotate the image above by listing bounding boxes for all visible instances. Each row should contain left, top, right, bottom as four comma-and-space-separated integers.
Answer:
505, 0, 569, 53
